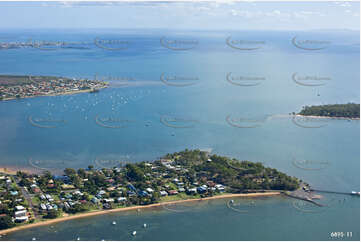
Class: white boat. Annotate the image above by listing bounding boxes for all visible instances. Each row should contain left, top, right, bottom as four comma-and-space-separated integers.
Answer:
112, 221, 116, 225
32, 238, 36, 241
143, 223, 147, 228
132, 231, 137, 236
351, 191, 360, 196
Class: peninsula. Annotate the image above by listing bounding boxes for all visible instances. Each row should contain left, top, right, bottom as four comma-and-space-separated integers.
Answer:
0, 75, 108, 101
0, 150, 300, 233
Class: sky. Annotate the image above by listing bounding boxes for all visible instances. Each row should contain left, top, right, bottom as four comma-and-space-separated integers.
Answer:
0, 1, 359, 31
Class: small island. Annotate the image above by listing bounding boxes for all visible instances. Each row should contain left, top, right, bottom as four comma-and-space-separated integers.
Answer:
0, 75, 108, 101
296, 103, 360, 119
0, 149, 300, 233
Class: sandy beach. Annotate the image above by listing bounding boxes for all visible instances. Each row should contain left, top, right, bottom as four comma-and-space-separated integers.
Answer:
0, 166, 39, 176
0, 192, 280, 235
294, 114, 360, 120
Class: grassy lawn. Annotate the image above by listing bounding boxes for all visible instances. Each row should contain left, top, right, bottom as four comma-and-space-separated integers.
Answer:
31, 196, 41, 206
159, 193, 200, 202
165, 182, 178, 190
52, 194, 60, 201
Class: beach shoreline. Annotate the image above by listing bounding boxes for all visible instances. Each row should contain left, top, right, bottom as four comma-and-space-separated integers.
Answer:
0, 166, 41, 176
0, 192, 280, 235
294, 114, 360, 120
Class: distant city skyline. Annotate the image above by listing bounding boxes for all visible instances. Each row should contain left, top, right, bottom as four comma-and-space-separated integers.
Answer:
0, 1, 359, 31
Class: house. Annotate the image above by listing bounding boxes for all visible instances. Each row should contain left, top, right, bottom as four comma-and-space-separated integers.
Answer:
73, 191, 83, 196
15, 205, 25, 211
40, 204, 47, 210
106, 186, 115, 192
61, 184, 75, 190
138, 191, 148, 197
91, 197, 100, 204
197, 186, 207, 193
103, 198, 114, 203
47, 183, 55, 188
160, 191, 168, 196
178, 187, 185, 193
98, 190, 106, 195
215, 184, 225, 192
145, 188, 154, 193
168, 190, 178, 195
127, 184, 137, 192
187, 188, 197, 194
117, 197, 127, 202
64, 193, 73, 199
31, 184, 41, 193
64, 202, 70, 209
40, 194, 46, 200
10, 191, 18, 196
32, 187, 41, 193
127, 191, 136, 196
53, 175, 70, 184
15, 216, 28, 222
46, 194, 54, 202
14, 210, 26, 217
103, 203, 111, 209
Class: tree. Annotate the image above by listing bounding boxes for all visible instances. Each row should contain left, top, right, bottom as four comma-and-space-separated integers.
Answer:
0, 215, 15, 229
126, 164, 145, 182
77, 168, 86, 178
0, 204, 10, 215
64, 168, 76, 176
44, 209, 60, 219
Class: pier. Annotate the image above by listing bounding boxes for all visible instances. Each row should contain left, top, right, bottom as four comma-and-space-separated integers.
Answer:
310, 189, 360, 196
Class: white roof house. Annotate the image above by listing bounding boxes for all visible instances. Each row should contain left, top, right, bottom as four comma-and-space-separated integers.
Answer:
98, 190, 106, 195
15, 216, 28, 222
15, 210, 26, 217
117, 197, 127, 202
15, 205, 25, 211
188, 188, 197, 193
146, 188, 154, 193
160, 191, 168, 196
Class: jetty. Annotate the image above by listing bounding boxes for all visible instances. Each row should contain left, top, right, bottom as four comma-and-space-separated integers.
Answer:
310, 188, 360, 196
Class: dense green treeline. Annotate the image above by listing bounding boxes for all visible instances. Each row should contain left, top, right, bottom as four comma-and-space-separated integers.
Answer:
298, 103, 360, 118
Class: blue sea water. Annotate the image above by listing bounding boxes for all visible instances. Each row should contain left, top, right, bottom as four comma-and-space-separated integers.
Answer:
0, 29, 359, 240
